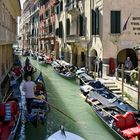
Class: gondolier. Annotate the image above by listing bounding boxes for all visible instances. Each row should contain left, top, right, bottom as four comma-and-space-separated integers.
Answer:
22, 75, 36, 113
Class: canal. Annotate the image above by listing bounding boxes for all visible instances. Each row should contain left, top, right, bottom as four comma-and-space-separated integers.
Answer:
20, 57, 116, 140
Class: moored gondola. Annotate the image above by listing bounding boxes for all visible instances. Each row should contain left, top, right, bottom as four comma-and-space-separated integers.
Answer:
52, 60, 77, 79
30, 51, 37, 60
84, 92, 140, 140
0, 69, 22, 140
79, 73, 140, 140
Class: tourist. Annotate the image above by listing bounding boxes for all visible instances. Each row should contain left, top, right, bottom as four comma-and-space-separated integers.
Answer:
125, 57, 133, 70
125, 57, 133, 83
22, 75, 36, 113
98, 58, 103, 78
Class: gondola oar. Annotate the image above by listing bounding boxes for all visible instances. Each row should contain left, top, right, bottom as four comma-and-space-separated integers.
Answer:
44, 101, 77, 123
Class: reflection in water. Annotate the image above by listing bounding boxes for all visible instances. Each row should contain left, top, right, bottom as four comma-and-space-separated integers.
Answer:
19, 57, 116, 140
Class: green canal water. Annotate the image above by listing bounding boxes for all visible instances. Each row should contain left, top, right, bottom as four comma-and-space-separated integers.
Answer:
20, 57, 117, 140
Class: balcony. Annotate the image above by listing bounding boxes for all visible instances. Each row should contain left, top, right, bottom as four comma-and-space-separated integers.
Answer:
66, 0, 80, 16
66, 35, 79, 43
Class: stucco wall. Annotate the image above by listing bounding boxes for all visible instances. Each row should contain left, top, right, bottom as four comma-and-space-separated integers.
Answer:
103, 0, 140, 59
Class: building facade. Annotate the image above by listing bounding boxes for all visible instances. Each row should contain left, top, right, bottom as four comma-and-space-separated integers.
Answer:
88, 0, 140, 75
19, 0, 31, 50
0, 0, 21, 99
38, 0, 57, 55
30, 0, 39, 51
19, 0, 140, 76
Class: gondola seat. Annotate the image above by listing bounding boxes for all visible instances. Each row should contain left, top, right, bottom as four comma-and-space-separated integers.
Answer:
114, 112, 140, 139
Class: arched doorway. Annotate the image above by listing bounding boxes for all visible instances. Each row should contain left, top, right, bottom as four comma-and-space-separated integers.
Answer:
89, 49, 98, 71
117, 48, 137, 68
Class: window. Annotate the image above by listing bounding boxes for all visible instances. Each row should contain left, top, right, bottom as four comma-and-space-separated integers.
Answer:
60, 1, 63, 12
55, 28, 59, 36
111, 11, 121, 33
51, 6, 55, 15
46, 10, 49, 18
66, 18, 70, 36
91, 8, 100, 35
59, 21, 63, 38
56, 4, 60, 14
79, 14, 86, 36
49, 24, 52, 33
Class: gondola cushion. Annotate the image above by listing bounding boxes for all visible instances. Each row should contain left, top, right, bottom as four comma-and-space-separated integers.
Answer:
114, 113, 140, 139
124, 112, 137, 128
130, 126, 140, 137
0, 101, 18, 121
114, 114, 126, 130
122, 129, 135, 138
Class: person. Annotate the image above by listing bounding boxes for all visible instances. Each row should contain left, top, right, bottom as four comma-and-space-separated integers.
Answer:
125, 57, 133, 70
22, 75, 36, 113
125, 57, 133, 83
24, 62, 33, 76
98, 58, 103, 78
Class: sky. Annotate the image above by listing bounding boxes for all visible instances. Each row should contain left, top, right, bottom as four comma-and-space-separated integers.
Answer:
20, 0, 25, 9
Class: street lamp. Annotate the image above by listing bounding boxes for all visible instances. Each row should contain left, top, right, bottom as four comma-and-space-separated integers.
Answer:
134, 44, 140, 110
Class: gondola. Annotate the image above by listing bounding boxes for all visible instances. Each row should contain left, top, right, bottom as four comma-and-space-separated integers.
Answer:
22, 49, 30, 56
84, 91, 140, 140
52, 60, 76, 79
47, 126, 85, 140
45, 55, 53, 64
79, 73, 140, 140
37, 55, 46, 65
30, 51, 37, 60
23, 72, 49, 127
0, 72, 22, 140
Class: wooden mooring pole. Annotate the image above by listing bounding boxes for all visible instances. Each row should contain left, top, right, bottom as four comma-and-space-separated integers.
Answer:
121, 64, 124, 100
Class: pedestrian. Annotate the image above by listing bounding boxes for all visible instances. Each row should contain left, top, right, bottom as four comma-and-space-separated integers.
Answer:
22, 75, 36, 114
124, 57, 133, 83
98, 58, 103, 78
125, 57, 133, 70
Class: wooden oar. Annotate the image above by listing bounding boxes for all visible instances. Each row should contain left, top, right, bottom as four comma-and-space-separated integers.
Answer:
4, 91, 13, 103
44, 101, 77, 123
80, 94, 119, 121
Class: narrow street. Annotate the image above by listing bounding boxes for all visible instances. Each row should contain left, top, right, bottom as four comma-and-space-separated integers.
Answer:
20, 57, 116, 140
